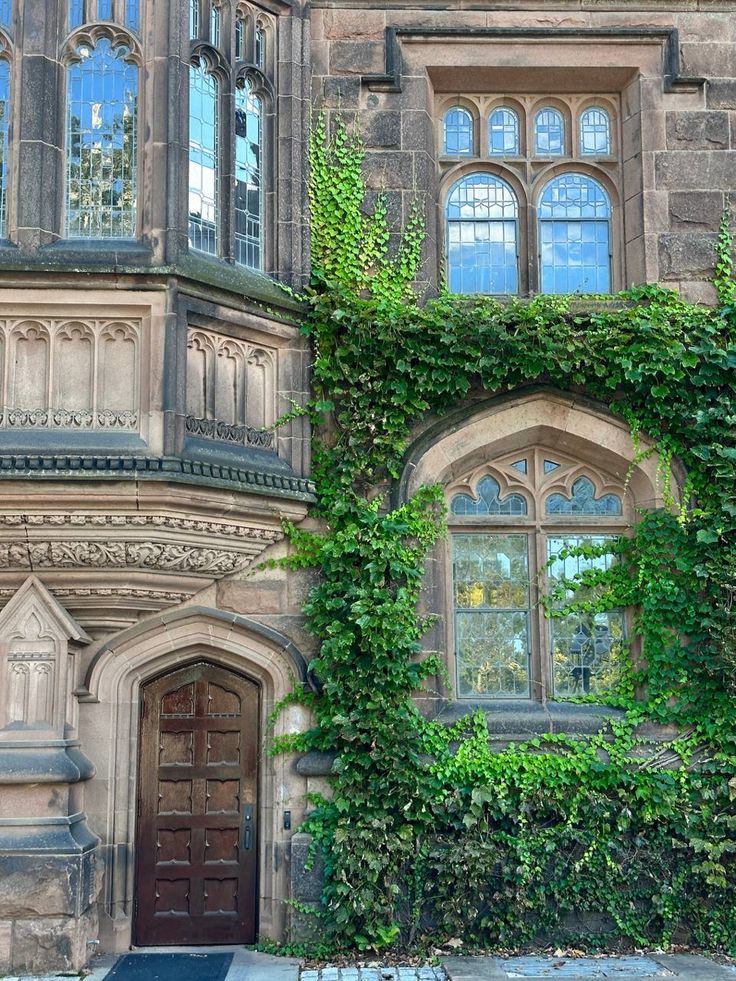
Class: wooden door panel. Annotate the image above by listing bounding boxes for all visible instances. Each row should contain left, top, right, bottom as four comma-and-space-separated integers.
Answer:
134, 662, 259, 945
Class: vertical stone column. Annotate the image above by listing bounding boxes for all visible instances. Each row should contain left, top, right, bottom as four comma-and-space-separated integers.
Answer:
0, 576, 99, 976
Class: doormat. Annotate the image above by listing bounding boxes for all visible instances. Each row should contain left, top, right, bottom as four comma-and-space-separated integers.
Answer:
105, 952, 234, 981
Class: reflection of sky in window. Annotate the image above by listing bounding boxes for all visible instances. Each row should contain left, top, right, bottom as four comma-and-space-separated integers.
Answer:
0, 60, 9, 237
188, 62, 218, 254
210, 5, 220, 47
189, 0, 199, 38
125, 0, 140, 31
534, 108, 565, 155
447, 174, 518, 295
489, 108, 519, 155
539, 175, 610, 294
580, 108, 611, 155
255, 27, 265, 69
443, 107, 473, 156
69, 0, 84, 30
0, 0, 11, 29
98, 0, 113, 19
66, 40, 138, 238
235, 16, 244, 59
235, 81, 262, 269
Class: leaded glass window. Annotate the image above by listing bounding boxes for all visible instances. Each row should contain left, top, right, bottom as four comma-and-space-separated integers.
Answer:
98, 0, 113, 19
451, 476, 527, 516
210, 4, 220, 47
546, 476, 622, 515
443, 107, 473, 156
125, 0, 140, 31
0, 60, 9, 238
235, 15, 245, 59
534, 107, 565, 156
188, 61, 219, 254
189, 0, 199, 38
0, 1, 11, 30
547, 535, 624, 697
449, 448, 629, 702
453, 534, 531, 697
234, 79, 262, 269
65, 39, 138, 239
446, 174, 519, 295
255, 27, 265, 69
489, 108, 519, 156
539, 174, 611, 294
580, 107, 611, 156
69, 0, 85, 30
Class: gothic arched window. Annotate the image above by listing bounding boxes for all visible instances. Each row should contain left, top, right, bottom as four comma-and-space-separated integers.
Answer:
234, 78, 263, 269
580, 107, 611, 156
538, 173, 611, 294
488, 108, 519, 156
534, 107, 565, 155
449, 448, 627, 700
188, 58, 219, 254
65, 38, 139, 239
446, 173, 519, 295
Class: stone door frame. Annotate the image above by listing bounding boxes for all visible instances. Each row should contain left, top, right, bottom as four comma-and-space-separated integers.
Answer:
77, 608, 311, 952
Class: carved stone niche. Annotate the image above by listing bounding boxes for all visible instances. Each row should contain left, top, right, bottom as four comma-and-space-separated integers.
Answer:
0, 577, 99, 976
0, 575, 91, 737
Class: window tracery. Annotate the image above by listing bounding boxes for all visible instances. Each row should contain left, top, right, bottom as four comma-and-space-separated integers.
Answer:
437, 94, 620, 295
65, 35, 139, 239
448, 447, 628, 700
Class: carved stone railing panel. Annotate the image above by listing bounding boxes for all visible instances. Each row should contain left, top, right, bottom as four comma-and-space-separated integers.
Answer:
186, 327, 276, 449
0, 317, 141, 432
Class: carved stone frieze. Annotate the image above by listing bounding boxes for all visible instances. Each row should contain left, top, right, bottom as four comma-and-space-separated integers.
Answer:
0, 540, 253, 574
185, 414, 274, 450
0, 513, 283, 541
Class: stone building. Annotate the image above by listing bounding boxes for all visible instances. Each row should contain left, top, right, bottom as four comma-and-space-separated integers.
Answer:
0, 0, 733, 973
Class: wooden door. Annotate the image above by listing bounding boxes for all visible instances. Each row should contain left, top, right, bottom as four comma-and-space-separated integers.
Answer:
134, 662, 259, 945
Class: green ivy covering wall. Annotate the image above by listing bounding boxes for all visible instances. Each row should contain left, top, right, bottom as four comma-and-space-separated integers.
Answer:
274, 116, 736, 954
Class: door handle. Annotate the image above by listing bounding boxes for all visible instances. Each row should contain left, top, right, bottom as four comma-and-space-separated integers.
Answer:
242, 804, 253, 851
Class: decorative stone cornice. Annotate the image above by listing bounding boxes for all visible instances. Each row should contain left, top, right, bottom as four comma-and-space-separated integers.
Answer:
0, 512, 282, 540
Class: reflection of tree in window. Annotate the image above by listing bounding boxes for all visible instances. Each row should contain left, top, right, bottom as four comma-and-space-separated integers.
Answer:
0, 60, 10, 238
66, 39, 138, 239
234, 79, 262, 269
547, 535, 624, 697
188, 60, 219, 255
539, 174, 611, 294
446, 174, 519, 295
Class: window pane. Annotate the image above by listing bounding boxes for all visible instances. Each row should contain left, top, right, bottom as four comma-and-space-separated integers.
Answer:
451, 475, 527, 516
447, 174, 518, 295
547, 535, 624, 698
546, 476, 622, 515
489, 108, 519, 155
443, 107, 473, 156
580, 107, 611, 155
0, 60, 9, 238
69, 0, 84, 30
235, 81, 262, 269
235, 16, 244, 59
539, 175, 611, 294
0, 0, 11, 29
188, 62, 218, 254
454, 534, 531, 697
189, 0, 198, 38
210, 5, 220, 47
98, 0, 112, 18
534, 107, 565, 155
255, 27, 265, 69
66, 39, 138, 238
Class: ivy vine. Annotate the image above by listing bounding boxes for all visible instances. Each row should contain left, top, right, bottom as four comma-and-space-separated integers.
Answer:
274, 117, 736, 954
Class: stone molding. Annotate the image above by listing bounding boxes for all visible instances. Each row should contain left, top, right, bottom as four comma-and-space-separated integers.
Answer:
185, 414, 274, 449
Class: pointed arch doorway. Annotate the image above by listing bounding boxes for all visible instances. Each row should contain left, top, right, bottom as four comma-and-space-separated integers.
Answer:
134, 661, 259, 945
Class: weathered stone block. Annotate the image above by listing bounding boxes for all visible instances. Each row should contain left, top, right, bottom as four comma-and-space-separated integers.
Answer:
359, 110, 401, 149
290, 832, 324, 904
321, 75, 362, 109
0, 920, 11, 974
12, 910, 95, 975
666, 111, 730, 150
655, 151, 736, 190
658, 233, 717, 280
707, 79, 736, 109
0, 856, 79, 918
323, 9, 385, 40
329, 40, 384, 75
362, 150, 414, 190
669, 191, 724, 231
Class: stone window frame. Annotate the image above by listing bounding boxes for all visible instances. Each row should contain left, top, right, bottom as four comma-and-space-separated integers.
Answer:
437, 93, 624, 295
445, 448, 631, 703
60, 23, 144, 242
188, 1, 276, 272
68, 0, 141, 34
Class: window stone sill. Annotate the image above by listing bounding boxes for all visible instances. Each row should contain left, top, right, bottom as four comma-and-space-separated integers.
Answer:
417, 697, 625, 737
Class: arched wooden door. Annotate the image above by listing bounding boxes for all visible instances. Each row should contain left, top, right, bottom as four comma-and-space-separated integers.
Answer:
134, 662, 259, 945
